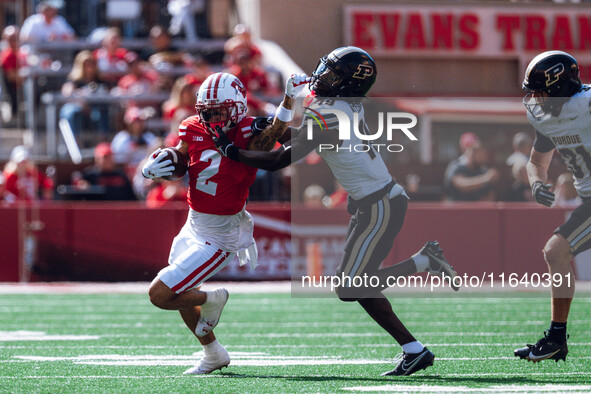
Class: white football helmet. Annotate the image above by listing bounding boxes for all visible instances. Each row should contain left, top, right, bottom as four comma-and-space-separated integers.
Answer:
195, 72, 248, 133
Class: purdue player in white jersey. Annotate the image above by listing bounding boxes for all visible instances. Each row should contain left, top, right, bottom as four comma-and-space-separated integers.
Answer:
213, 46, 459, 377
515, 51, 588, 363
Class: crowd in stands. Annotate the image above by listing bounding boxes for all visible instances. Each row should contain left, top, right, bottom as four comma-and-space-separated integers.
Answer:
0, 0, 282, 205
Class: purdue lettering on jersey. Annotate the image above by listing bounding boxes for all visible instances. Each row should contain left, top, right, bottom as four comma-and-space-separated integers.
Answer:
551, 135, 583, 145
179, 116, 258, 214
307, 99, 394, 200
527, 85, 591, 197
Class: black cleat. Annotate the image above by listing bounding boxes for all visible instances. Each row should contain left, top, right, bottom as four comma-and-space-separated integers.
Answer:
514, 330, 568, 363
381, 347, 435, 376
418, 241, 459, 291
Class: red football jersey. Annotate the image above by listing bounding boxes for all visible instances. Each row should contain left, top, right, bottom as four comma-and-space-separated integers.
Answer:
179, 116, 257, 215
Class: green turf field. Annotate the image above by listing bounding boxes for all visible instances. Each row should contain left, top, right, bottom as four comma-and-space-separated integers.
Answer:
1, 291, 590, 392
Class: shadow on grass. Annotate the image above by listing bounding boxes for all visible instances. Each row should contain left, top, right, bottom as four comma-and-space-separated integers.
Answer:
215, 372, 591, 386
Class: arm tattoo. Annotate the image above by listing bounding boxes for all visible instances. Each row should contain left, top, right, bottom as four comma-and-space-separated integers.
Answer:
248, 120, 288, 151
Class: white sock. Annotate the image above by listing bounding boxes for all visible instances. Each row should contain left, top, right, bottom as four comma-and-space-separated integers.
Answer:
203, 339, 223, 355
401, 341, 424, 354
412, 253, 430, 272
203, 290, 219, 306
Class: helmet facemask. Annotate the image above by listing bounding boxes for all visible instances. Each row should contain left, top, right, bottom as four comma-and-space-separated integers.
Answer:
196, 100, 244, 134
310, 59, 343, 97
523, 88, 570, 120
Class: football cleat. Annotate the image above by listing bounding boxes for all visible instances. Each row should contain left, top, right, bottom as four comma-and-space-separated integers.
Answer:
420, 241, 459, 291
381, 347, 435, 376
184, 346, 231, 375
195, 288, 229, 337
514, 330, 568, 362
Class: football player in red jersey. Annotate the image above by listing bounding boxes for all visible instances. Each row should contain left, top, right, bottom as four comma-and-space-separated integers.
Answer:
142, 71, 308, 374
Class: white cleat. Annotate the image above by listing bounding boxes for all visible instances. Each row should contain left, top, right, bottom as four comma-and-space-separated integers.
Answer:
183, 346, 231, 375
195, 288, 229, 337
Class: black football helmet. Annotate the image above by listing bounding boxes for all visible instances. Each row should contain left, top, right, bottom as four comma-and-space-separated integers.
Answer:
522, 50, 582, 117
309, 46, 377, 97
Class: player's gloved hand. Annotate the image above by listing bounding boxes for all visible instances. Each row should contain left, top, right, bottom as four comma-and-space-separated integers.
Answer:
532, 181, 555, 207
252, 116, 273, 136
213, 126, 239, 161
142, 148, 174, 179
285, 73, 310, 98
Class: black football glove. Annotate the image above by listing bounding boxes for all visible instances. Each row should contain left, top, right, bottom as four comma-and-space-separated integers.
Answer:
252, 116, 273, 136
532, 181, 555, 207
212, 126, 239, 161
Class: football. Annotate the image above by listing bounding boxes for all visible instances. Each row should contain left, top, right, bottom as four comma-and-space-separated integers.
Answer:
159, 147, 188, 181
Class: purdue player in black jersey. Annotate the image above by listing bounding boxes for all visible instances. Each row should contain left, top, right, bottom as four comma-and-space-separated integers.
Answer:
515, 51, 590, 363
214, 46, 459, 376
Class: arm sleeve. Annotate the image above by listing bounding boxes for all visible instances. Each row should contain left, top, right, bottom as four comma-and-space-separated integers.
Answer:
533, 130, 555, 153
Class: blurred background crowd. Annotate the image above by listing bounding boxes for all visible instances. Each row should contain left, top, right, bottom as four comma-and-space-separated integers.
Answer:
0, 0, 584, 207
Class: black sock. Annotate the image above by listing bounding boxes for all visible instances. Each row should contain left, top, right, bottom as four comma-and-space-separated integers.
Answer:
548, 321, 567, 344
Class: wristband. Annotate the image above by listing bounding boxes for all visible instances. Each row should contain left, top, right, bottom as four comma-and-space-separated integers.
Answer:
275, 105, 294, 123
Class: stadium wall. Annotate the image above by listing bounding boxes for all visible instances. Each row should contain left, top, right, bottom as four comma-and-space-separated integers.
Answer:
1, 202, 588, 283
247, 0, 591, 96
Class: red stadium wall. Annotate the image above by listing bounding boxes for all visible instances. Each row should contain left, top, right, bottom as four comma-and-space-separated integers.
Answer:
0, 208, 20, 281
0, 202, 578, 282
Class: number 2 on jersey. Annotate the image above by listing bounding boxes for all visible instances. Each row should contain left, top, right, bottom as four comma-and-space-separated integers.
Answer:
196, 150, 221, 195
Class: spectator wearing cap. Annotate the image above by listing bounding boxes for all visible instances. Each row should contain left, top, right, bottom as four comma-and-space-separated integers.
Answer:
59, 50, 112, 137
77, 142, 136, 201
224, 24, 262, 67
19, 0, 75, 44
2, 145, 53, 201
0, 26, 26, 119
444, 139, 499, 202
111, 106, 157, 173
115, 52, 160, 95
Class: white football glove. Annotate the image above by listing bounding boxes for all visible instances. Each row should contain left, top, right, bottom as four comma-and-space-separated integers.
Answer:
285, 73, 310, 98
141, 148, 174, 179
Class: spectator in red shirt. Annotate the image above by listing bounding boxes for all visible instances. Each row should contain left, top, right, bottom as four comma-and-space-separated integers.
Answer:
226, 49, 275, 116
0, 26, 26, 118
115, 52, 160, 95
3, 146, 53, 201
92, 27, 128, 78
146, 180, 187, 208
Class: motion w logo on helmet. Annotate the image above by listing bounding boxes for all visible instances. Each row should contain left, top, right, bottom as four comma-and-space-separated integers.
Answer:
545, 63, 564, 87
